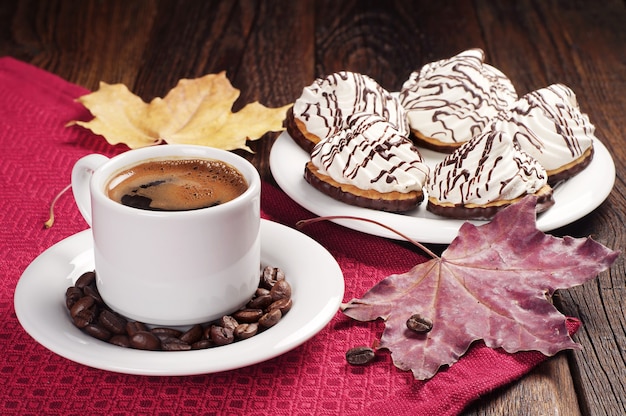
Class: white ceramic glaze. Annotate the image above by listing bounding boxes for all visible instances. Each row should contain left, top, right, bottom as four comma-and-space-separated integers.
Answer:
270, 131, 615, 244
71, 145, 261, 325
14, 222, 344, 375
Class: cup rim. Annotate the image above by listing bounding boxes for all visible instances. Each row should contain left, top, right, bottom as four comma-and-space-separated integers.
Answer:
90, 145, 260, 216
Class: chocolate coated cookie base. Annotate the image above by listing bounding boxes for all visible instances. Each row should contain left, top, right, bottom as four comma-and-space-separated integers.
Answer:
426, 185, 555, 220
304, 162, 423, 213
285, 106, 319, 154
410, 129, 464, 154
547, 145, 594, 186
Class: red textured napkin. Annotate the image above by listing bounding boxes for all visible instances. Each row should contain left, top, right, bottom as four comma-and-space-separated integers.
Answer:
0, 57, 579, 416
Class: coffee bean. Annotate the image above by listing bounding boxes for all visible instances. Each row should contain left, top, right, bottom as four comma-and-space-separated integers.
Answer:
75, 271, 96, 288
260, 266, 285, 289
255, 288, 270, 297
232, 308, 263, 323
151, 327, 183, 338
83, 285, 104, 305
258, 309, 282, 328
161, 337, 192, 351
70, 296, 95, 318
269, 280, 291, 301
126, 321, 148, 337
99, 309, 128, 335
202, 326, 212, 340
72, 307, 96, 328
191, 339, 212, 350
179, 324, 203, 344
234, 323, 258, 340
346, 346, 375, 366
217, 315, 239, 331
130, 331, 161, 351
209, 325, 234, 346
247, 294, 273, 309
65, 286, 83, 309
267, 298, 292, 315
406, 314, 433, 333
109, 334, 131, 348
84, 323, 111, 341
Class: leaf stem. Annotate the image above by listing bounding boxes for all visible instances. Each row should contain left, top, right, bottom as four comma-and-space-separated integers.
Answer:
295, 215, 440, 260
44, 184, 72, 229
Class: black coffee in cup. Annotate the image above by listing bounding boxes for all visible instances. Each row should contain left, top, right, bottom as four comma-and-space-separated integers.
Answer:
106, 158, 248, 211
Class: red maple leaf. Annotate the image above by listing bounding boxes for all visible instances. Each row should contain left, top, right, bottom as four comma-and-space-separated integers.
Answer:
341, 196, 619, 380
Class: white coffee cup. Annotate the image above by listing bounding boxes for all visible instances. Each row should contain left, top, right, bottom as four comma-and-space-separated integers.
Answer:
71, 145, 261, 326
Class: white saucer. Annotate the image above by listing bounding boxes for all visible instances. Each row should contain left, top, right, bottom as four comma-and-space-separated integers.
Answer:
270, 131, 615, 244
14, 220, 344, 376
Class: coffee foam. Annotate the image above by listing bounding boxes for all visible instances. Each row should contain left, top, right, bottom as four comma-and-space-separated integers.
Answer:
107, 158, 248, 211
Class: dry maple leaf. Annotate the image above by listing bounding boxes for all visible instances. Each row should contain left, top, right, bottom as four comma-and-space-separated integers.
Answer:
68, 72, 291, 151
341, 196, 619, 380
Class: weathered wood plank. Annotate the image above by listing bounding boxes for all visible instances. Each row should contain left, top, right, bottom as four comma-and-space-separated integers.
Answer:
464, 353, 581, 416
231, 0, 316, 178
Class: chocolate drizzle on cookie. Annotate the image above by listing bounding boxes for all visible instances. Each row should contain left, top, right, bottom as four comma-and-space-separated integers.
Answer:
289, 71, 409, 152
497, 84, 595, 183
311, 114, 428, 196
427, 127, 552, 218
399, 49, 517, 151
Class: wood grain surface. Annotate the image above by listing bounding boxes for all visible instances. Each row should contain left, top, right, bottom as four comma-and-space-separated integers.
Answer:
1, 0, 624, 414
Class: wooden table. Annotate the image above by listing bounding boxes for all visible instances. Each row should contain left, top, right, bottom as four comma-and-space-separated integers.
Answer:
1, 1, 624, 414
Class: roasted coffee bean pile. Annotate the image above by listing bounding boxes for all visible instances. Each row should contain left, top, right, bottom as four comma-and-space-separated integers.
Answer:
65, 266, 292, 351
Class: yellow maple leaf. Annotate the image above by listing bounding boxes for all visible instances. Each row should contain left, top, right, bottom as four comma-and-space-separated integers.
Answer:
68, 71, 291, 151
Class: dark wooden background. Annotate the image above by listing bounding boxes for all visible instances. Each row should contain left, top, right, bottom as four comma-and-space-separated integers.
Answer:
1, 1, 624, 414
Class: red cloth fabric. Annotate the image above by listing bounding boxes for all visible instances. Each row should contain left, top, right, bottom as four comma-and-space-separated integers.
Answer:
0, 57, 579, 415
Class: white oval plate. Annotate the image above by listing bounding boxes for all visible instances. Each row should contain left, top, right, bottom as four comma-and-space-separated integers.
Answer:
270, 131, 615, 244
14, 220, 344, 376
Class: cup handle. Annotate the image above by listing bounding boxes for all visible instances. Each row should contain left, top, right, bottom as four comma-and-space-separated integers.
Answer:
71, 154, 110, 226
